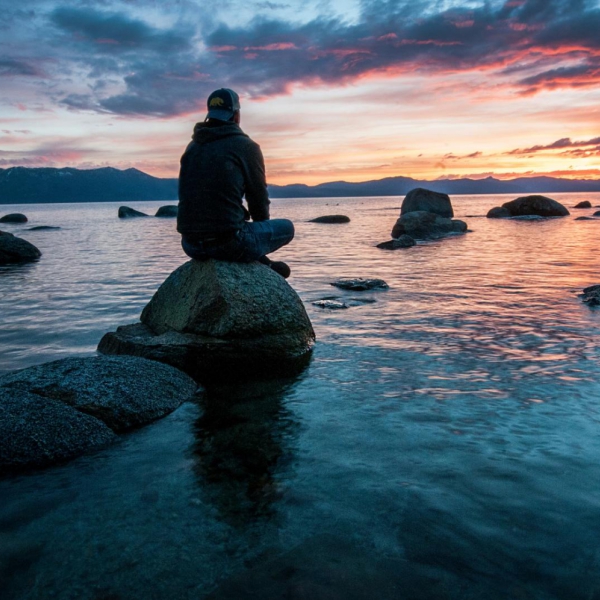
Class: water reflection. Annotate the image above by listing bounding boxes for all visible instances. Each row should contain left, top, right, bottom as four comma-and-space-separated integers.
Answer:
192, 378, 302, 527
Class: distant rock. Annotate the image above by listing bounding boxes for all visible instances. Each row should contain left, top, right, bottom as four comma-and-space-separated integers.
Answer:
401, 188, 453, 218
0, 231, 41, 264
376, 235, 416, 249
118, 206, 149, 218
155, 205, 178, 218
575, 216, 596, 221
331, 278, 388, 291
391, 211, 467, 240
0, 213, 27, 223
574, 201, 592, 209
27, 226, 60, 231
581, 284, 600, 307
0, 355, 196, 474
486, 206, 511, 219
98, 260, 315, 382
312, 299, 348, 309
594, 211, 600, 217
501, 195, 569, 217
308, 215, 350, 224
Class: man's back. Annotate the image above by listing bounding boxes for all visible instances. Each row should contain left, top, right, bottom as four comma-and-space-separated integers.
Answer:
177, 120, 270, 236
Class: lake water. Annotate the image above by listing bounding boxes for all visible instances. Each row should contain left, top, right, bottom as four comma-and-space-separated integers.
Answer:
1, 194, 600, 599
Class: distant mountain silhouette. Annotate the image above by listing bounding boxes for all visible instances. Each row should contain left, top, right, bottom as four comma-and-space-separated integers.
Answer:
1, 167, 599, 204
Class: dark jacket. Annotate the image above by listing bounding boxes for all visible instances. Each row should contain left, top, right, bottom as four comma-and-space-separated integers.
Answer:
177, 121, 270, 236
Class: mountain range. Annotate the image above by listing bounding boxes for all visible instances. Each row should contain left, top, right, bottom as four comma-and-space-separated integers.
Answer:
1, 166, 600, 204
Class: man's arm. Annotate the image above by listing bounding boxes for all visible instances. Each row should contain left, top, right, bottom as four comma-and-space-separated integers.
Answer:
242, 142, 270, 221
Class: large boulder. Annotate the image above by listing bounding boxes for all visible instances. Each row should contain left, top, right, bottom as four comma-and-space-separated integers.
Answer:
155, 205, 178, 218
574, 201, 592, 209
391, 211, 466, 240
0, 213, 27, 223
501, 195, 569, 217
118, 206, 148, 218
98, 260, 316, 382
0, 355, 197, 474
401, 188, 454, 218
0, 231, 41, 264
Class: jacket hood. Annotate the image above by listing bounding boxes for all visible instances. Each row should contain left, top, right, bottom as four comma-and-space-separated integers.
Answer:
191, 121, 248, 144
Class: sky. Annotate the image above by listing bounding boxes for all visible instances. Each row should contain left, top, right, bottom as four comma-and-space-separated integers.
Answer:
1, 0, 599, 185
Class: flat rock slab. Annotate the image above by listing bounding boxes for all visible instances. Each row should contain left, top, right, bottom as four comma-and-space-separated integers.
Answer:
312, 299, 349, 309
331, 278, 388, 291
98, 323, 313, 382
118, 206, 148, 218
376, 235, 416, 249
0, 213, 27, 223
0, 231, 41, 265
155, 205, 178, 217
0, 388, 116, 475
0, 355, 197, 433
308, 215, 350, 223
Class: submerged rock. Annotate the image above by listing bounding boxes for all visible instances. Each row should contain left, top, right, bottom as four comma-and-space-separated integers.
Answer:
312, 299, 349, 309
118, 206, 149, 218
0, 231, 41, 264
331, 278, 388, 291
376, 235, 416, 249
155, 205, 178, 218
575, 216, 596, 221
581, 285, 600, 307
501, 195, 569, 217
401, 188, 453, 218
391, 211, 467, 240
309, 215, 350, 224
0, 213, 27, 224
98, 260, 315, 382
0, 355, 196, 474
27, 226, 60, 231
574, 201, 592, 209
486, 206, 511, 219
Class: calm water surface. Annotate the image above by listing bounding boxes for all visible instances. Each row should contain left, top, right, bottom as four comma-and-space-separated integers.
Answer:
1, 194, 600, 599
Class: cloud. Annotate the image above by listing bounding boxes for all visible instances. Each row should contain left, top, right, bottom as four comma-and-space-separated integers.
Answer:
0, 58, 45, 77
508, 136, 600, 154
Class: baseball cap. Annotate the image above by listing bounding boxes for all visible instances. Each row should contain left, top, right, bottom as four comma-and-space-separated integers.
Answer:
206, 88, 241, 121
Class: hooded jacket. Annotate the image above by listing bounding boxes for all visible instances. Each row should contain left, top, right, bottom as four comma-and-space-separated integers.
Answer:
177, 121, 270, 236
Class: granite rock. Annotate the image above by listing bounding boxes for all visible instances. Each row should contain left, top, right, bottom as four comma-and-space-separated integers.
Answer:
118, 206, 149, 218
401, 188, 454, 218
0, 213, 27, 224
155, 205, 178, 218
309, 215, 350, 223
501, 195, 569, 217
0, 231, 41, 265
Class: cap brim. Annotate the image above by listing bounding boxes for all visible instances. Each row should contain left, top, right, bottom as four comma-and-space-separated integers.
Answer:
206, 108, 234, 121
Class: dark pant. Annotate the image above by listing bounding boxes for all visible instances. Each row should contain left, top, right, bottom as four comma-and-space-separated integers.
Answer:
181, 219, 294, 262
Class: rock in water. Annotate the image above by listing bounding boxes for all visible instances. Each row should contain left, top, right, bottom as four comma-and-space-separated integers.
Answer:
98, 260, 316, 382
331, 278, 388, 291
0, 355, 196, 473
594, 211, 600, 217
155, 205, 178, 218
376, 235, 416, 249
118, 206, 149, 218
574, 201, 592, 209
401, 188, 454, 218
308, 215, 350, 223
0, 231, 41, 264
487, 206, 511, 219
27, 226, 60, 231
391, 211, 467, 240
581, 285, 600, 306
501, 195, 569, 217
0, 213, 28, 223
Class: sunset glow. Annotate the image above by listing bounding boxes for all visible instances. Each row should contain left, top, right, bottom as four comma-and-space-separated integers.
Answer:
1, 0, 599, 185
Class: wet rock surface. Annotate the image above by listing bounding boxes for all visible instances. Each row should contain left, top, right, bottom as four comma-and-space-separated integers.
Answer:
98, 260, 315, 382
308, 215, 350, 223
118, 206, 149, 218
391, 211, 467, 240
501, 195, 569, 218
0, 231, 41, 265
401, 188, 454, 218
155, 205, 178, 217
581, 285, 600, 306
376, 235, 416, 249
331, 278, 388, 291
0, 213, 27, 224
0, 355, 196, 474
312, 299, 349, 309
